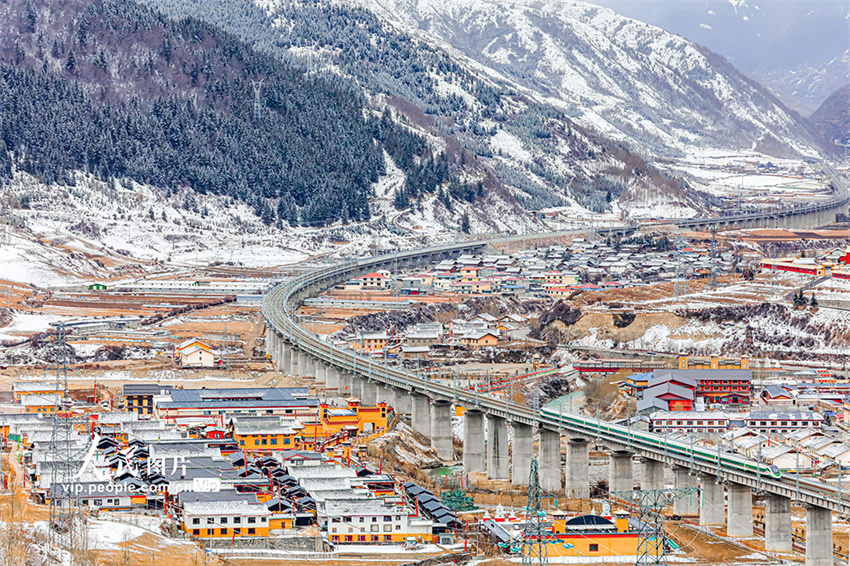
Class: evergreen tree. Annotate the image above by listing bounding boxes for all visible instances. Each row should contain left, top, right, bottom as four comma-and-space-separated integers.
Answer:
65, 50, 76, 72
810, 293, 818, 307
460, 212, 470, 233
393, 189, 409, 209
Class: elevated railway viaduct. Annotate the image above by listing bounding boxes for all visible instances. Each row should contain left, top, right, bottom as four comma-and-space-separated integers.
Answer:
264, 163, 849, 565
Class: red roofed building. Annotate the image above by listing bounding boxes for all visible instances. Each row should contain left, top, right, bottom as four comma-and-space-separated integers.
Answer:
357, 272, 390, 290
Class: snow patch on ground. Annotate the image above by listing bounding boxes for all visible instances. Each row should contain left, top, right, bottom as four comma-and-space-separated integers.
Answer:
0, 312, 70, 342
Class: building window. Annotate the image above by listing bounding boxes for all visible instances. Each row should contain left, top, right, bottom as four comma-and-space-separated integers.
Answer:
192, 518, 200, 525
248, 528, 255, 535
221, 518, 227, 524
234, 517, 241, 524
383, 525, 392, 532
589, 544, 599, 552
220, 529, 227, 535
271, 438, 278, 445
192, 529, 199, 535
248, 517, 256, 524
207, 518, 214, 525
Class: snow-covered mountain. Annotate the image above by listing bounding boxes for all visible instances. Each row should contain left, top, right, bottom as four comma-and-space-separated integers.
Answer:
586, 0, 849, 113
144, 0, 715, 220
352, 0, 822, 159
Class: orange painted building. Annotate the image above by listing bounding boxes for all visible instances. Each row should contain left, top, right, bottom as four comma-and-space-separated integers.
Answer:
231, 417, 304, 452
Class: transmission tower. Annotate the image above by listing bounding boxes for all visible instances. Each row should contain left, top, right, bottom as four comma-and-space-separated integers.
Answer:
707, 223, 719, 291
251, 79, 264, 123
613, 487, 700, 566
521, 459, 553, 566
47, 323, 93, 561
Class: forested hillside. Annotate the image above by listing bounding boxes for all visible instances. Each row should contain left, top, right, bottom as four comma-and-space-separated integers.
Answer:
0, 0, 411, 225
140, 0, 669, 216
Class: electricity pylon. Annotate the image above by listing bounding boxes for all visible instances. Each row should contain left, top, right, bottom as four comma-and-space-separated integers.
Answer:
522, 458, 556, 566
612, 487, 700, 565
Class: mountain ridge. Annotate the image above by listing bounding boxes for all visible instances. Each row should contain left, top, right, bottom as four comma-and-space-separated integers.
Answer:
351, 0, 824, 159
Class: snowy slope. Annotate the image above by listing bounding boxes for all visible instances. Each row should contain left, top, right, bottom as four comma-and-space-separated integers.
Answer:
0, 166, 491, 288
350, 0, 822, 159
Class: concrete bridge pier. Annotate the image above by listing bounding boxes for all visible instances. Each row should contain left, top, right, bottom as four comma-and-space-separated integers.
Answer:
431, 400, 453, 460
805, 505, 833, 566
271, 335, 284, 372
462, 409, 486, 474
298, 352, 310, 377
565, 438, 589, 499
350, 376, 364, 401
539, 428, 562, 492
411, 393, 431, 439
487, 415, 509, 479
338, 371, 352, 396
380, 385, 395, 408
281, 342, 293, 374
764, 494, 792, 552
609, 451, 633, 494
698, 474, 725, 526
673, 467, 699, 516
511, 422, 534, 486
393, 388, 411, 414
642, 458, 664, 491
726, 483, 753, 537
325, 365, 339, 389
289, 349, 299, 376
361, 380, 378, 406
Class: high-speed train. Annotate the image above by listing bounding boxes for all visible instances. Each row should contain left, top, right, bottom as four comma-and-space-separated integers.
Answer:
540, 406, 782, 480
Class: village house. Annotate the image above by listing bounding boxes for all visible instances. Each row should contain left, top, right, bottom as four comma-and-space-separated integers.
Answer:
179, 344, 216, 367
231, 416, 305, 451
356, 272, 391, 291
181, 499, 271, 539
461, 330, 499, 348
745, 411, 825, 433
123, 383, 174, 415
13, 382, 62, 403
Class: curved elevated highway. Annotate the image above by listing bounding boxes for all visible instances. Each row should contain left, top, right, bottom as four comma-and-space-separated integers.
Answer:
264, 163, 849, 565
